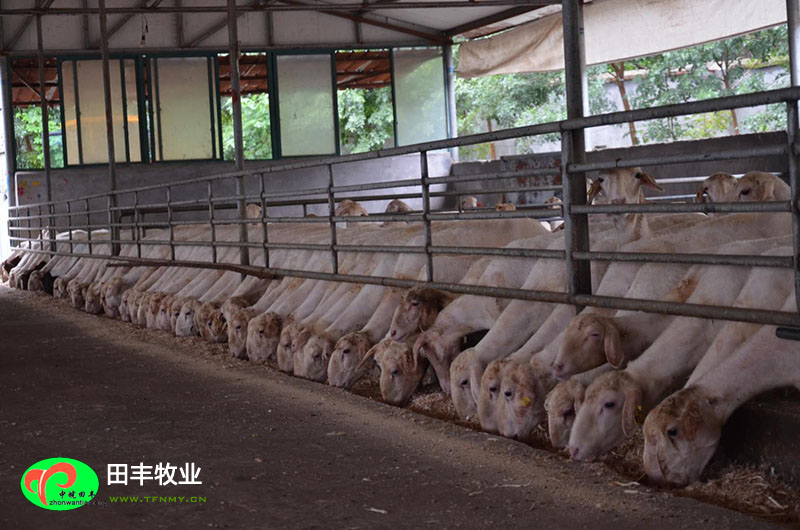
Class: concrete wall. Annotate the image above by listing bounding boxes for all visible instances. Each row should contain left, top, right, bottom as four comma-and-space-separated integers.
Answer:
11, 153, 452, 234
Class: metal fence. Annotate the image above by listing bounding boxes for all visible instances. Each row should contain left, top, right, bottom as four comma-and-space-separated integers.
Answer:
7, 83, 800, 333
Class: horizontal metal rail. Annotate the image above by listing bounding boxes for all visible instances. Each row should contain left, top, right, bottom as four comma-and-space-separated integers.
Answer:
9, 86, 800, 213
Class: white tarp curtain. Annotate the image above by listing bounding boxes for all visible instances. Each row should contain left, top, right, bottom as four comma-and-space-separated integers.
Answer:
458, 0, 788, 78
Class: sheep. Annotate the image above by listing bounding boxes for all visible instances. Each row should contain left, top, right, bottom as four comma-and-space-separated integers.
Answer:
567, 239, 791, 462
335, 199, 368, 217
643, 296, 799, 487
244, 312, 282, 362
545, 364, 614, 449
388, 287, 454, 342
494, 202, 516, 211
360, 338, 427, 406
461, 196, 479, 209
385, 199, 412, 213
728, 171, 791, 202
695, 172, 736, 204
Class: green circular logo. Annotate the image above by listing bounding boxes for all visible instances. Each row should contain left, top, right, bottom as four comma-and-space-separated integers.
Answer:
20, 458, 100, 511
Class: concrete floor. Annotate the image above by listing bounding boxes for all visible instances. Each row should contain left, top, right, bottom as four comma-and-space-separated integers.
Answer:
0, 286, 786, 529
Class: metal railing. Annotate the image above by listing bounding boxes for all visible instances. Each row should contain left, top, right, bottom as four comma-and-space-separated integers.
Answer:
7, 86, 800, 331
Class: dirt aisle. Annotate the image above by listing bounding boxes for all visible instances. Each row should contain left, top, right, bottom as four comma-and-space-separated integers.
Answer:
0, 287, 783, 529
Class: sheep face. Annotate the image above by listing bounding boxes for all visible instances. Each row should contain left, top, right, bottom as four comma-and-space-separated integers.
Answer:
195, 303, 218, 342
295, 334, 333, 382
545, 378, 587, 449
642, 387, 720, 487
228, 309, 255, 359
552, 314, 624, 380
169, 297, 186, 332
156, 295, 175, 330
327, 331, 373, 389
146, 293, 167, 329
494, 203, 516, 211
568, 371, 642, 462
461, 196, 479, 209
175, 299, 201, 337
27, 270, 44, 292
478, 359, 511, 434
335, 199, 368, 217
389, 287, 447, 342
413, 329, 461, 395
245, 312, 282, 362
290, 328, 315, 378
68, 280, 88, 309
729, 171, 791, 202
371, 339, 427, 406
496, 361, 547, 441
385, 199, 412, 213
587, 167, 662, 205
204, 309, 228, 344
695, 172, 736, 204
277, 322, 302, 373
104, 279, 125, 319
119, 289, 134, 322
134, 293, 151, 327
84, 282, 105, 315
53, 277, 69, 299
450, 349, 478, 421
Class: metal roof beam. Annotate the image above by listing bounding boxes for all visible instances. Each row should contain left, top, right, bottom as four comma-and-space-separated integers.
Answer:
5, 0, 54, 50
89, 0, 165, 49
444, 4, 545, 36
186, 0, 261, 48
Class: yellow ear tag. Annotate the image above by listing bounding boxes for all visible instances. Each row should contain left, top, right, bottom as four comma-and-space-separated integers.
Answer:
635, 404, 645, 426
520, 396, 532, 407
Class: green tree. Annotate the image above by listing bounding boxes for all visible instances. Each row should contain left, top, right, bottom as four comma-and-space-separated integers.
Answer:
337, 86, 394, 154
13, 105, 63, 169
221, 93, 272, 160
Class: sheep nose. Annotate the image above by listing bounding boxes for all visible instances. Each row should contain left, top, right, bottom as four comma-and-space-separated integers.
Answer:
569, 446, 580, 459
552, 361, 564, 372
390, 329, 396, 337
611, 198, 625, 205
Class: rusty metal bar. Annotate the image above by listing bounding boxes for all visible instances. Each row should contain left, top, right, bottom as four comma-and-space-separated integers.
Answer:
207, 181, 217, 264
327, 165, 339, 274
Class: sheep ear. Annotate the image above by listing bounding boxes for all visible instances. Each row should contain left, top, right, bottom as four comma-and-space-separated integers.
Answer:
587, 180, 603, 203
760, 178, 776, 201
680, 399, 703, 441
636, 171, 663, 191
695, 187, 708, 204
621, 386, 643, 437
603, 320, 625, 368
357, 342, 382, 372
573, 383, 586, 414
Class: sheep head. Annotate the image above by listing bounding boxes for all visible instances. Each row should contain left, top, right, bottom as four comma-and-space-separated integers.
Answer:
175, 298, 201, 337
552, 314, 625, 380
587, 167, 662, 205
68, 280, 88, 309
385, 199, 412, 213
290, 327, 315, 378
169, 297, 186, 333
276, 321, 302, 373
327, 331, 374, 389
496, 361, 549, 441
478, 359, 513, 434
730, 171, 791, 202
568, 370, 643, 462
155, 294, 175, 331
364, 339, 427, 406
53, 277, 69, 299
104, 278, 126, 318
450, 348, 478, 421
84, 282, 105, 315
389, 287, 451, 342
695, 172, 736, 204
335, 199, 368, 217
195, 302, 219, 342
296, 332, 334, 382
245, 311, 282, 360
27, 270, 44, 292
642, 387, 721, 487
545, 378, 587, 449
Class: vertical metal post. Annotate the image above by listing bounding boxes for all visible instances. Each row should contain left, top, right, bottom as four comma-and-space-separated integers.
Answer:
207, 181, 217, 264
420, 151, 434, 282
99, 0, 119, 256
327, 164, 339, 274
561, 0, 592, 307
787, 0, 800, 315
133, 191, 141, 258
66, 201, 73, 254
1, 57, 15, 211
259, 174, 270, 268
85, 198, 92, 255
443, 45, 459, 163
35, 11, 54, 252
166, 186, 175, 262
227, 0, 250, 270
